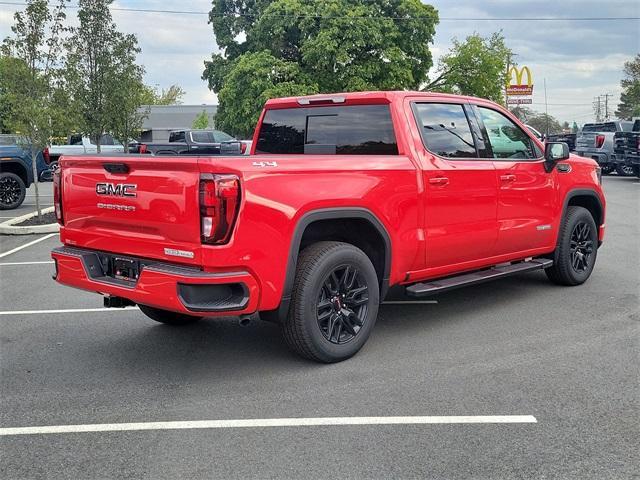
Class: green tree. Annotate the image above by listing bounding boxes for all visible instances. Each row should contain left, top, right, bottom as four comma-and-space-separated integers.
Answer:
1, 0, 69, 220
65, 0, 144, 152
203, 0, 439, 135
426, 32, 512, 104
141, 84, 186, 105
106, 39, 147, 153
511, 107, 562, 135
216, 51, 317, 137
191, 110, 210, 129
615, 54, 640, 120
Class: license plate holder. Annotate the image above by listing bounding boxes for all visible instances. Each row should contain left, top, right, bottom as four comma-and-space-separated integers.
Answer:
111, 257, 140, 281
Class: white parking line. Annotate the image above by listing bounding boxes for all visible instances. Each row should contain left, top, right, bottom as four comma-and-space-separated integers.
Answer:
0, 415, 537, 436
0, 233, 57, 258
382, 301, 438, 305
0, 261, 55, 266
0, 307, 138, 316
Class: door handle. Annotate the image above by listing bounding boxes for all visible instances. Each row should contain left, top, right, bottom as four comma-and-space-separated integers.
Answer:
500, 174, 516, 182
429, 176, 449, 186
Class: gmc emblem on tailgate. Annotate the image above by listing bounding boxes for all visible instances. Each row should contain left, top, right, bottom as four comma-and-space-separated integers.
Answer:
96, 183, 137, 198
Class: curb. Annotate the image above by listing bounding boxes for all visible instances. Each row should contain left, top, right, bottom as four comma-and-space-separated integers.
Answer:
0, 207, 60, 235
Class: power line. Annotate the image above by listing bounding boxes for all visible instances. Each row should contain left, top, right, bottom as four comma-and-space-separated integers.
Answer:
0, 1, 639, 20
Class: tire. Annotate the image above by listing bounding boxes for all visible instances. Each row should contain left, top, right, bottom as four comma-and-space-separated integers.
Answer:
546, 206, 598, 286
138, 304, 202, 325
600, 164, 614, 175
0, 172, 26, 210
283, 241, 380, 363
615, 164, 635, 176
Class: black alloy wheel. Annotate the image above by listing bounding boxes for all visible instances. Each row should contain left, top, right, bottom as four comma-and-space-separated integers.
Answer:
283, 241, 380, 363
316, 265, 369, 345
0, 172, 26, 210
616, 164, 635, 176
569, 222, 594, 273
546, 206, 598, 286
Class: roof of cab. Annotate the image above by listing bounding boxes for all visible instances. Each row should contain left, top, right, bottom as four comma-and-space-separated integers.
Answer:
264, 90, 496, 108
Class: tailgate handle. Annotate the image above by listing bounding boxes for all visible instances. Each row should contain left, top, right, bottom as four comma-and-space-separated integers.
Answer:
103, 163, 130, 174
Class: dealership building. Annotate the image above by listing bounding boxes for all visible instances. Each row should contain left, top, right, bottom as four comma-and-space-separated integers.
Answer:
138, 104, 218, 142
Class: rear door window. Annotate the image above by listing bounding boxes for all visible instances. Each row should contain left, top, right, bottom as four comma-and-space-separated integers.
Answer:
69, 134, 83, 145
412, 103, 477, 158
169, 131, 186, 143
256, 104, 398, 155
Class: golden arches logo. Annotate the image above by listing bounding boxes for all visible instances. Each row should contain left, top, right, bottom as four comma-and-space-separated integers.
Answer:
507, 66, 533, 87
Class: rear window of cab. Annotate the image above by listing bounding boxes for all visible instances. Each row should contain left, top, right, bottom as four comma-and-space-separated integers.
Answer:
255, 104, 398, 155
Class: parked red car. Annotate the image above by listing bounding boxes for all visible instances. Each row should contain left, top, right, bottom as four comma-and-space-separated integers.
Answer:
52, 91, 605, 362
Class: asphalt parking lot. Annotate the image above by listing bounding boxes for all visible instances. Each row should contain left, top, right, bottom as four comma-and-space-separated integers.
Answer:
0, 177, 638, 479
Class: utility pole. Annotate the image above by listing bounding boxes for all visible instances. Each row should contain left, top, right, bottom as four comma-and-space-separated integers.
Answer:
544, 78, 549, 136
504, 52, 518, 111
603, 93, 612, 121
505, 53, 511, 111
593, 96, 603, 122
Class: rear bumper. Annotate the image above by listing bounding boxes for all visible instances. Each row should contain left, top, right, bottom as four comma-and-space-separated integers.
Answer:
51, 246, 260, 316
576, 151, 616, 165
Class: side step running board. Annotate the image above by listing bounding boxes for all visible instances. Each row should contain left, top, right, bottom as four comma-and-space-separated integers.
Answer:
405, 258, 553, 297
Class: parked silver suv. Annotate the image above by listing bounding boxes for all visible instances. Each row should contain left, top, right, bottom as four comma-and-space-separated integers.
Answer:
576, 121, 635, 175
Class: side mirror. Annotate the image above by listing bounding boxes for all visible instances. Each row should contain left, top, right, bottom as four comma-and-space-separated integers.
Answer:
544, 142, 570, 172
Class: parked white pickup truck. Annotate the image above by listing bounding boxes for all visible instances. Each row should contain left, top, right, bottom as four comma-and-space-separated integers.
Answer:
49, 134, 125, 165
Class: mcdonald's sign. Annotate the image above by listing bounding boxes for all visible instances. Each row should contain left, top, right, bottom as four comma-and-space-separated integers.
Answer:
506, 66, 533, 96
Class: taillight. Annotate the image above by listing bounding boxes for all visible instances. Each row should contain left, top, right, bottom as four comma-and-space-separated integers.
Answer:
199, 174, 240, 244
53, 167, 63, 225
595, 135, 605, 149
43, 147, 51, 165
139, 144, 148, 154
240, 142, 247, 154
636, 137, 640, 149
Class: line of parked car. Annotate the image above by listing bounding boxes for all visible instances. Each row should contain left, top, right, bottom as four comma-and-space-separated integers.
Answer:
575, 120, 639, 177
0, 129, 248, 210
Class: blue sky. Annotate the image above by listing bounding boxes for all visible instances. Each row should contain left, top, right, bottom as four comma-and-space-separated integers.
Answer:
1, 0, 638, 123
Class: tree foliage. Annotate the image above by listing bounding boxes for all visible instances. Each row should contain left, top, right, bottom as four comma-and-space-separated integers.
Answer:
426, 32, 512, 104
106, 38, 147, 152
216, 51, 317, 137
191, 110, 211, 129
65, 0, 144, 152
615, 54, 640, 120
203, 0, 439, 136
511, 107, 563, 135
1, 0, 69, 219
141, 84, 186, 105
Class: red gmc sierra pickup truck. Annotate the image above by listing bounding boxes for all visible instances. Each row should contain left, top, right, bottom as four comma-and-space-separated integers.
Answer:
52, 91, 606, 363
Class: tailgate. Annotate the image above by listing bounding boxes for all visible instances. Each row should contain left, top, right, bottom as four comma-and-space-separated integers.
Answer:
576, 133, 596, 150
59, 156, 203, 264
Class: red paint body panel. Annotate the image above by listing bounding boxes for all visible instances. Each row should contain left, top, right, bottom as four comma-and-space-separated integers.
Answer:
53, 91, 606, 316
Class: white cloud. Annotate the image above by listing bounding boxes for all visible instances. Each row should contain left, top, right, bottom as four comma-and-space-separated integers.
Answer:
1, 0, 637, 120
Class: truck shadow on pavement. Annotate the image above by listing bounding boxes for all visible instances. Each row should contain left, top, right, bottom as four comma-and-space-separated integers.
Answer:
84, 271, 553, 377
